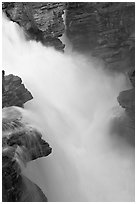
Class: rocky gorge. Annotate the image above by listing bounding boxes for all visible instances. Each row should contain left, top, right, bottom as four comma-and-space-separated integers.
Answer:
2, 2, 135, 202
2, 2, 67, 201
65, 2, 135, 144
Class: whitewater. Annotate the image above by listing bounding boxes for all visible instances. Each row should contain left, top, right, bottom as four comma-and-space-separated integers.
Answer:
2, 16, 135, 201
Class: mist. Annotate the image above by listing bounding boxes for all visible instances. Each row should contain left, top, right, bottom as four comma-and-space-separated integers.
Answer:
2, 15, 135, 202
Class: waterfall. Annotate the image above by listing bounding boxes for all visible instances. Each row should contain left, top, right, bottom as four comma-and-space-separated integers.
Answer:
2, 15, 135, 202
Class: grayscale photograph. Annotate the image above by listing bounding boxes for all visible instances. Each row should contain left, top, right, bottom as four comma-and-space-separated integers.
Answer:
2, 1, 135, 202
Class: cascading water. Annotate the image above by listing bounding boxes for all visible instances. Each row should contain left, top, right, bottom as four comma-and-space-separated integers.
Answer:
2, 15, 135, 201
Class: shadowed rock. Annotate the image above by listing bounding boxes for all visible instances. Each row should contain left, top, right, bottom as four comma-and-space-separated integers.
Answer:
66, 2, 135, 72
66, 2, 135, 139
2, 106, 52, 201
2, 70, 33, 108
117, 70, 135, 129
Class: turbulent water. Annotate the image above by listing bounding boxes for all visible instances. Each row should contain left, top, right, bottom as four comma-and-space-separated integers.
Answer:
2, 16, 135, 202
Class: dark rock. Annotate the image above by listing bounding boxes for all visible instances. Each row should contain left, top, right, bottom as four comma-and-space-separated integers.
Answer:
20, 175, 48, 202
66, 2, 135, 72
117, 69, 135, 128
2, 106, 52, 201
3, 2, 66, 51
43, 36, 65, 51
66, 2, 135, 142
3, 172, 48, 202
2, 106, 52, 162
2, 71, 33, 108
117, 68, 135, 143
118, 88, 135, 120
128, 69, 135, 87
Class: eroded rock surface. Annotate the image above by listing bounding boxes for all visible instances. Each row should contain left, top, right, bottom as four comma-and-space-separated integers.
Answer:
66, 2, 135, 139
2, 70, 33, 108
117, 70, 135, 130
3, 2, 66, 51
66, 2, 135, 72
2, 106, 52, 201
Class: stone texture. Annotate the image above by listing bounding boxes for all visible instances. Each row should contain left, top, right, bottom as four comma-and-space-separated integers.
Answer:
2, 70, 33, 108
2, 3, 135, 200
117, 70, 135, 129
2, 2, 66, 51
66, 2, 135, 141
2, 106, 52, 164
2, 106, 52, 201
66, 2, 135, 72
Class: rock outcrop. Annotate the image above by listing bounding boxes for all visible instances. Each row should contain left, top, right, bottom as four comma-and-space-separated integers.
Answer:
66, 2, 135, 146
2, 2, 66, 201
2, 70, 33, 108
66, 2, 135, 72
2, 106, 52, 202
117, 70, 135, 129
2, 71, 51, 201
2, 2, 66, 51
66, 2, 135, 141
2, 3, 135, 200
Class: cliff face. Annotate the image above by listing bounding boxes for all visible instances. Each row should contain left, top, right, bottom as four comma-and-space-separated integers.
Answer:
66, 2, 135, 72
66, 2, 135, 136
2, 2, 135, 200
3, 2, 66, 51
2, 3, 65, 200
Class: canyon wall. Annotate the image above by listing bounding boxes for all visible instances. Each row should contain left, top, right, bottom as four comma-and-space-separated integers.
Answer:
2, 2, 135, 201
2, 2, 67, 200
66, 2, 134, 72
2, 70, 52, 201
66, 2, 135, 135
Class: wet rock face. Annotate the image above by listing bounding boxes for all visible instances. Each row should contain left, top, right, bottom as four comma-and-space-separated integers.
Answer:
3, 2, 66, 51
66, 2, 135, 72
117, 70, 135, 130
2, 70, 33, 108
66, 2, 135, 142
2, 69, 51, 202
2, 106, 52, 162
2, 106, 52, 201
